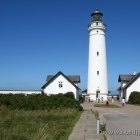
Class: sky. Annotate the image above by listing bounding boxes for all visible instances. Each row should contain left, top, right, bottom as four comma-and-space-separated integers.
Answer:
0, 0, 140, 94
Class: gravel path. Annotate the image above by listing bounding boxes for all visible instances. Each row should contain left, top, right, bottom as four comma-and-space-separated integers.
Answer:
81, 102, 140, 140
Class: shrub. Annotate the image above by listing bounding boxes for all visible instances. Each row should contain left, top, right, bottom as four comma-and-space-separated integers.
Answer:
64, 92, 75, 99
129, 91, 140, 104
0, 92, 83, 111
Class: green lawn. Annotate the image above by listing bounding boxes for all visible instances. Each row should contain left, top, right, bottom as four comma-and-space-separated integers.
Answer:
94, 103, 120, 108
0, 108, 82, 140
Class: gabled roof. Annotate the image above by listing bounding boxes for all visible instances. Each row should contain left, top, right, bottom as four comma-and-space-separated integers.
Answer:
117, 72, 140, 91
42, 71, 80, 90
46, 75, 80, 82
123, 72, 140, 89
82, 89, 87, 93
118, 75, 134, 82
117, 86, 121, 91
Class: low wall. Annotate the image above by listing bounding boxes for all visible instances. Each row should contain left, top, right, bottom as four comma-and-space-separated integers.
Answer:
107, 96, 119, 103
0, 90, 42, 94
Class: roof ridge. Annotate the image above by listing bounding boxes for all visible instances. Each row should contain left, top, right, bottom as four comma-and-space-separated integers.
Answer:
42, 71, 80, 89
123, 73, 140, 89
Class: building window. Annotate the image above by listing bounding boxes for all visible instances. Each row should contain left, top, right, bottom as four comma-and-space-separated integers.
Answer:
97, 52, 99, 56
97, 71, 99, 75
96, 22, 98, 26
59, 81, 63, 88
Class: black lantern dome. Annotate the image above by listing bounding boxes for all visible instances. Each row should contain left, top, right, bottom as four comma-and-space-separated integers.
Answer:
91, 8, 103, 22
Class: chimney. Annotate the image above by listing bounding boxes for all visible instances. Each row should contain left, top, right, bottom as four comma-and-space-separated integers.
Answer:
133, 71, 136, 75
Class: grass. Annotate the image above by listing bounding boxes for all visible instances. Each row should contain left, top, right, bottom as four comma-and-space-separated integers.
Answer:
94, 104, 120, 108
60, 111, 82, 140
100, 123, 106, 132
0, 107, 82, 140
100, 123, 107, 140
94, 110, 99, 119
130, 104, 140, 106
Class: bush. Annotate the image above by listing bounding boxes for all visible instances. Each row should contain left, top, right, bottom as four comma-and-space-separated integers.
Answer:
0, 92, 83, 111
129, 91, 140, 104
64, 92, 75, 99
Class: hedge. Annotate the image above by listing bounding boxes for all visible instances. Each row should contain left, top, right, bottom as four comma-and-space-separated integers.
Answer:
0, 92, 83, 111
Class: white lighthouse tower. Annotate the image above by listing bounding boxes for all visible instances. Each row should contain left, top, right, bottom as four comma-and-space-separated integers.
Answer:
87, 8, 108, 101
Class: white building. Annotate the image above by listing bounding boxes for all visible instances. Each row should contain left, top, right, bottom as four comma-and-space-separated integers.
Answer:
118, 72, 140, 102
0, 90, 42, 94
87, 8, 108, 101
41, 71, 81, 101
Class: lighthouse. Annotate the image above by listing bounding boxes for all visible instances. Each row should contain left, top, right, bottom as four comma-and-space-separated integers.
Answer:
87, 8, 108, 101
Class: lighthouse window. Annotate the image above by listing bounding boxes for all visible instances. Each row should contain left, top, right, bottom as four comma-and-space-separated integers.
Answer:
96, 22, 98, 26
97, 52, 99, 56
97, 71, 99, 75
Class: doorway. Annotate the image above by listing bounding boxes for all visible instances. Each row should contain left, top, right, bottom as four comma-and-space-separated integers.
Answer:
96, 90, 100, 102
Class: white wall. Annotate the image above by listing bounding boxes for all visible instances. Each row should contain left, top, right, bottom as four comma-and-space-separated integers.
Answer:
43, 75, 78, 100
0, 90, 42, 94
126, 77, 140, 102
87, 21, 108, 101
74, 82, 78, 86
119, 81, 128, 101
119, 90, 123, 102
89, 94, 107, 101
121, 81, 127, 87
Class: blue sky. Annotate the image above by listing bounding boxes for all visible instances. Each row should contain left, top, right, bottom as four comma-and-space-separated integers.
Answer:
0, 0, 140, 94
